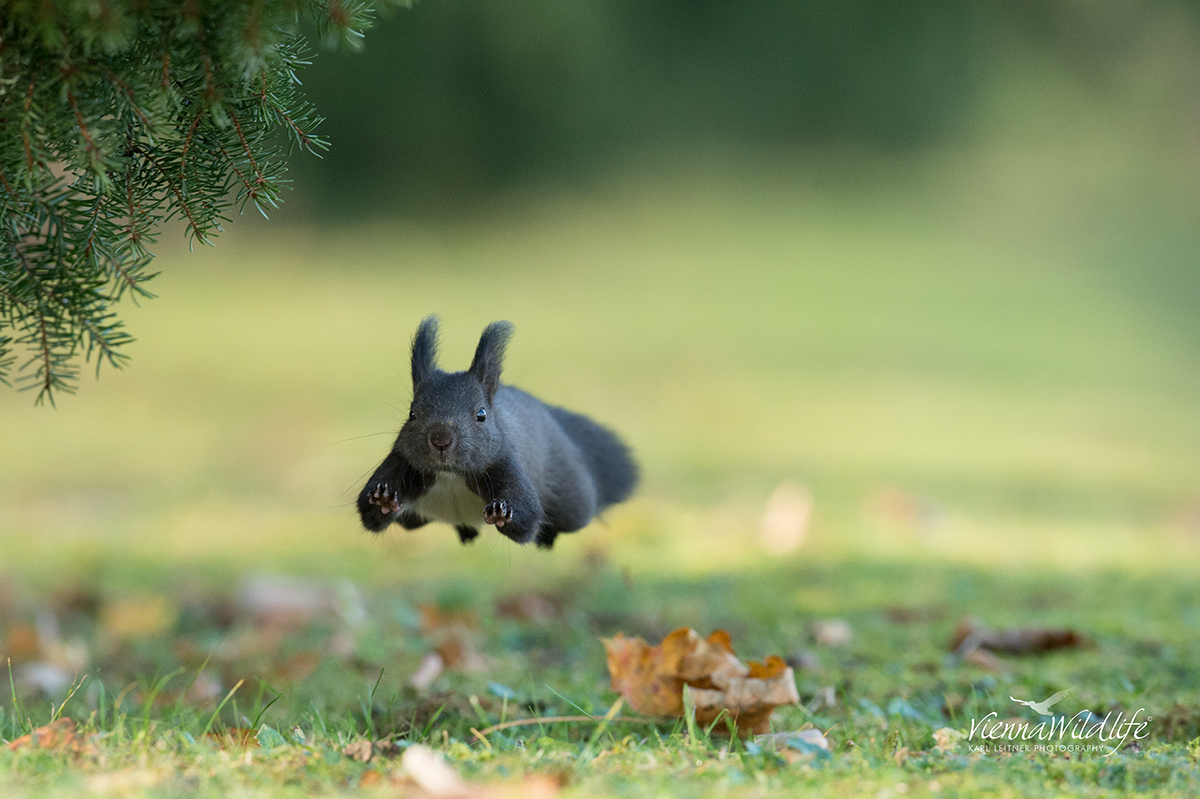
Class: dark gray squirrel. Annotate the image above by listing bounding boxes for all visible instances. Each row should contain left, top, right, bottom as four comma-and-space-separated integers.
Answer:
357, 316, 638, 548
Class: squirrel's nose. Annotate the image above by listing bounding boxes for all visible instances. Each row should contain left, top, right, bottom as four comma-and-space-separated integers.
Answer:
429, 427, 453, 453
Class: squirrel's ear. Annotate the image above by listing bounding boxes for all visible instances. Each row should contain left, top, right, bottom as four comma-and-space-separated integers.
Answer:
411, 316, 440, 387
469, 321, 513, 401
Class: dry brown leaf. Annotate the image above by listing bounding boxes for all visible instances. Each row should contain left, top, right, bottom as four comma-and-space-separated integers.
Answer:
2, 623, 41, 662
495, 592, 563, 623
602, 627, 799, 734
273, 650, 323, 683
601, 632, 685, 717
884, 605, 945, 625
6, 717, 95, 755
343, 739, 403, 764
343, 740, 374, 763
950, 616, 1088, 657
420, 605, 486, 673
964, 647, 1007, 673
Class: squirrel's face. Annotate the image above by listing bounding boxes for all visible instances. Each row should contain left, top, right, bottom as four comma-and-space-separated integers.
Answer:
395, 370, 502, 473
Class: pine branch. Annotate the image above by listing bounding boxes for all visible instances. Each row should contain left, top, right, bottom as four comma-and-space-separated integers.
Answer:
1, 0, 413, 402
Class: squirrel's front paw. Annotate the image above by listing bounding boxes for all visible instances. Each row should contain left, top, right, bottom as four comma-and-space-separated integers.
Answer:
368, 484, 403, 515
484, 500, 513, 528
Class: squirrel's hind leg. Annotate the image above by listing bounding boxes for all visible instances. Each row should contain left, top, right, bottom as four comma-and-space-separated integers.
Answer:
456, 525, 480, 544
396, 511, 431, 530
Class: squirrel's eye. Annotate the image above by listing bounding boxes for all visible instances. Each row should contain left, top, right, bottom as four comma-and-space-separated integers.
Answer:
476, 408, 487, 422
408, 409, 416, 421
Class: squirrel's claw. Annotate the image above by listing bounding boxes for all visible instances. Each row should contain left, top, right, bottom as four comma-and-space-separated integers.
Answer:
484, 499, 513, 528
368, 484, 403, 515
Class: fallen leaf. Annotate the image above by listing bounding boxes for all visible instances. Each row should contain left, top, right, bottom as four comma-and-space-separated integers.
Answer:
397, 745, 562, 799
420, 605, 486, 672
495, 591, 563, 622
950, 616, 1087, 657
410, 652, 446, 691
758, 481, 812, 555
964, 647, 1007, 673
273, 650, 323, 683
6, 717, 94, 755
342, 740, 374, 763
342, 739, 402, 763
884, 605, 945, 624
2, 623, 41, 662
601, 633, 685, 717
602, 627, 799, 734
256, 725, 287, 749
401, 744, 469, 797
933, 726, 964, 753
813, 619, 853, 647
100, 595, 178, 639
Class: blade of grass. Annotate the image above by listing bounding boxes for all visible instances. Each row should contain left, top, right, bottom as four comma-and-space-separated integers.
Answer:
359, 667, 385, 739
50, 673, 88, 723
201, 679, 245, 738
171, 647, 219, 719
576, 696, 626, 765
140, 667, 185, 731
419, 702, 447, 742
8, 659, 30, 736
543, 684, 595, 720
468, 695, 491, 730
251, 683, 283, 730
682, 685, 700, 750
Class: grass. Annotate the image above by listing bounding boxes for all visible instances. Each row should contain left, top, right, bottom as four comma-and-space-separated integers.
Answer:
2, 141, 1200, 796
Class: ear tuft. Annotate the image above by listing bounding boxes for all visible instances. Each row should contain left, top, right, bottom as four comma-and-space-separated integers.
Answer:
469, 321, 514, 401
411, 316, 440, 387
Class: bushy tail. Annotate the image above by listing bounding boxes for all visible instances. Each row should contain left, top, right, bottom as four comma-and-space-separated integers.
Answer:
548, 406, 639, 509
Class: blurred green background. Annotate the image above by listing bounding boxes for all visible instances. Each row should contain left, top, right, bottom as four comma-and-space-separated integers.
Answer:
2, 0, 1200, 591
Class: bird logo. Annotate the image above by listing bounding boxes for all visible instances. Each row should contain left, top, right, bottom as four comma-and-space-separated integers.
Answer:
1010, 690, 1071, 716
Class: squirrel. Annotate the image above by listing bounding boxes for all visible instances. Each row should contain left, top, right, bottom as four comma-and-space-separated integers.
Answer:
357, 316, 638, 549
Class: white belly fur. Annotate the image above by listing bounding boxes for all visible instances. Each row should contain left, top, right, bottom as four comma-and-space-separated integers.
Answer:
408, 473, 486, 528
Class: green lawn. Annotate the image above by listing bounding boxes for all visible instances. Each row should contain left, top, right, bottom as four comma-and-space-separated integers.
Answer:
2, 151, 1200, 796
